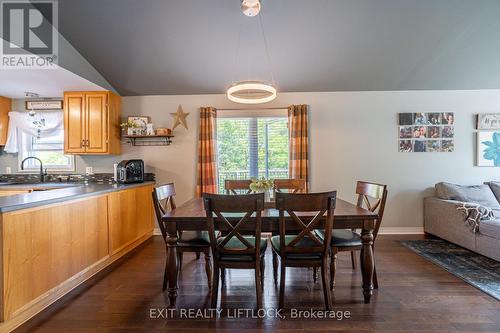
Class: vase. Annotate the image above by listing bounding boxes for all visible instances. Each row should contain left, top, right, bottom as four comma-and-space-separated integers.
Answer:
264, 189, 271, 203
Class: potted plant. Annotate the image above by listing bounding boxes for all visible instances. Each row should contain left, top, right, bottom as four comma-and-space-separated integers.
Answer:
120, 120, 142, 135
249, 179, 274, 203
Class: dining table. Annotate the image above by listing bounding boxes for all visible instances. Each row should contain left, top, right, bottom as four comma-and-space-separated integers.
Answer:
161, 197, 379, 307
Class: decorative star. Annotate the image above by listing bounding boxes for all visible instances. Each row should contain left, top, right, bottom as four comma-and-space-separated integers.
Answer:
170, 105, 189, 130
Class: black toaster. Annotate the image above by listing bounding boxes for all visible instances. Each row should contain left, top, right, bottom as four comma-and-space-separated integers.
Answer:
116, 160, 144, 184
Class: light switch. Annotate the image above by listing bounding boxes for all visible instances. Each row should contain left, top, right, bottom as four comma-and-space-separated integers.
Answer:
85, 166, 93, 175
5, 167, 11, 174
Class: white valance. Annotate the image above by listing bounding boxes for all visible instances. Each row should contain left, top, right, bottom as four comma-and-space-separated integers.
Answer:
4, 111, 63, 153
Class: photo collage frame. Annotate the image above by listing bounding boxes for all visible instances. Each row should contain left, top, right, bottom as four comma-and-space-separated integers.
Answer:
398, 112, 454, 153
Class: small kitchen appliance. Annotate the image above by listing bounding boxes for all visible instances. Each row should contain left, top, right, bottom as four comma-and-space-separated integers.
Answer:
116, 160, 144, 184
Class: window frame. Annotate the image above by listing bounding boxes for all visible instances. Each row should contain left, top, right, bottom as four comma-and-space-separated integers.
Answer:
18, 132, 75, 172
216, 109, 289, 192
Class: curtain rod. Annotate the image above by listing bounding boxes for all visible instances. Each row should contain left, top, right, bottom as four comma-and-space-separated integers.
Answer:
216, 107, 288, 111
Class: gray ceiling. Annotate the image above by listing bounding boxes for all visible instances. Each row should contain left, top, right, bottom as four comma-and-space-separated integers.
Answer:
58, 0, 500, 96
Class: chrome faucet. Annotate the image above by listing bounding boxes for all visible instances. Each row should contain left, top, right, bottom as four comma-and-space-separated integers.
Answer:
20, 157, 47, 183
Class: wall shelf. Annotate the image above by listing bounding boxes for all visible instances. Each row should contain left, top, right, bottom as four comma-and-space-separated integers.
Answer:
123, 135, 174, 146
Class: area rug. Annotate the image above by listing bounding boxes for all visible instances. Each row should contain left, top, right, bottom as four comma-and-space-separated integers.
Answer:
401, 239, 500, 301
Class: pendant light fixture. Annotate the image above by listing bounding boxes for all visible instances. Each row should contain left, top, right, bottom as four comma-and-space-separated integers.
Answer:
227, 0, 277, 104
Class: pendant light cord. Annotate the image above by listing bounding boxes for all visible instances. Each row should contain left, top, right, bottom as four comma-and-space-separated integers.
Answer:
259, 12, 276, 87
232, 17, 244, 85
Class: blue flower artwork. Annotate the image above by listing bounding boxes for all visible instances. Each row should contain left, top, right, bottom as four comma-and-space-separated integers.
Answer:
480, 131, 500, 166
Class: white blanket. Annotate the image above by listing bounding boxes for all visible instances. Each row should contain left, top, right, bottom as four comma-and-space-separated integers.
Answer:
456, 202, 496, 233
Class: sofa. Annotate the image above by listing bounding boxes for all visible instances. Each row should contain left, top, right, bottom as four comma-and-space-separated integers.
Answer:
424, 181, 500, 262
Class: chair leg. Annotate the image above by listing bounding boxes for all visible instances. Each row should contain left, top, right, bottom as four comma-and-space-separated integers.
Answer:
272, 251, 278, 283
350, 251, 357, 270
162, 260, 168, 291
321, 260, 332, 310
260, 257, 265, 288
255, 261, 263, 309
211, 265, 220, 308
177, 251, 183, 269
313, 267, 318, 283
196, 252, 201, 260
204, 250, 212, 289
330, 249, 337, 290
278, 263, 286, 309
372, 245, 378, 289
221, 268, 226, 286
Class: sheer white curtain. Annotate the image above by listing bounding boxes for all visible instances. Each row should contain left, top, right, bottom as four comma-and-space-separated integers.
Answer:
4, 111, 63, 153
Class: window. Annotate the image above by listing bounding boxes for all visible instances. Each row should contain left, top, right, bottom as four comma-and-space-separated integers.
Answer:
19, 131, 75, 172
216, 110, 289, 193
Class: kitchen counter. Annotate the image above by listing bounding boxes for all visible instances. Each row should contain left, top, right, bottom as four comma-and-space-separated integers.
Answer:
0, 181, 155, 331
0, 181, 155, 213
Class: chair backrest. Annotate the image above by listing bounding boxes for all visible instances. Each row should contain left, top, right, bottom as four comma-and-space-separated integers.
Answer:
152, 183, 177, 240
275, 191, 336, 257
224, 179, 252, 194
203, 193, 264, 259
274, 178, 306, 193
355, 181, 388, 239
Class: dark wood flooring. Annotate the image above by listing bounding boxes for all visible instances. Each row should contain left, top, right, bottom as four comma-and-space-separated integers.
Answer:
15, 235, 500, 333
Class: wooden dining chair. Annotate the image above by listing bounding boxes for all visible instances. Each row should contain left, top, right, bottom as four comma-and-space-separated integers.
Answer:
152, 183, 212, 291
273, 178, 306, 193
271, 178, 307, 282
224, 179, 252, 194
323, 181, 387, 290
203, 192, 266, 309
272, 191, 336, 310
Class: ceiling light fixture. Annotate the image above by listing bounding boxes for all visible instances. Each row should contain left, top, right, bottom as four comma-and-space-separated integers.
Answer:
227, 81, 276, 104
226, 0, 277, 105
241, 0, 261, 17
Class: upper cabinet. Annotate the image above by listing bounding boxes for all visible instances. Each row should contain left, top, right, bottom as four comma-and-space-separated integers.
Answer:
64, 91, 121, 155
0, 96, 11, 146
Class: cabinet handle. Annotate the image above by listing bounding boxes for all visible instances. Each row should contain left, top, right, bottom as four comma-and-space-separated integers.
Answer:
86, 139, 90, 146
82, 139, 86, 147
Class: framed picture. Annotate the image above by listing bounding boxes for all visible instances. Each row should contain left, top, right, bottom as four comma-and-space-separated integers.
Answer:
477, 131, 500, 166
477, 114, 500, 130
397, 112, 454, 153
25, 100, 63, 110
127, 116, 150, 129
399, 140, 413, 152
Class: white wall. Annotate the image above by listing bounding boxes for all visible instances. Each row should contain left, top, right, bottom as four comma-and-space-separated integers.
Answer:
1, 90, 499, 229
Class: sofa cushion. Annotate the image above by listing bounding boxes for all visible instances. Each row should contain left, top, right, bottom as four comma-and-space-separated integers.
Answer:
479, 219, 500, 240
435, 182, 500, 209
486, 181, 500, 203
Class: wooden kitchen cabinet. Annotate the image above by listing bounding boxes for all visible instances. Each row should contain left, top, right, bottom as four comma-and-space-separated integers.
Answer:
0, 183, 154, 330
107, 184, 154, 254
64, 91, 121, 155
0, 96, 11, 146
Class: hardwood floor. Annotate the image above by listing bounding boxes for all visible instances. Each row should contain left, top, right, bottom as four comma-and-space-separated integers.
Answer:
14, 235, 500, 333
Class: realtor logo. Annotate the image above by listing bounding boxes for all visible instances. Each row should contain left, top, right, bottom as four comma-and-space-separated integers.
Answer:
1, 0, 58, 69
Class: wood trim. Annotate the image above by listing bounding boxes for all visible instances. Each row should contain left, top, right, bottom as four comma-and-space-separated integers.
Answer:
378, 227, 424, 234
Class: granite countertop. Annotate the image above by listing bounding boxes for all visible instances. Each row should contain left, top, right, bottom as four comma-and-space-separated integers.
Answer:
0, 181, 155, 213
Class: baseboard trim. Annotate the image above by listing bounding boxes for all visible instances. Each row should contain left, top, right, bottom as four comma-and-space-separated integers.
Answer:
154, 227, 425, 236
378, 227, 424, 235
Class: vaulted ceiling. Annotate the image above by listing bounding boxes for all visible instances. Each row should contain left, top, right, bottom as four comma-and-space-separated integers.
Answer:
58, 0, 500, 96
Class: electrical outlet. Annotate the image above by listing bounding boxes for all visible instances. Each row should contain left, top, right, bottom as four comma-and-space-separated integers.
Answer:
85, 166, 93, 175
5, 167, 11, 174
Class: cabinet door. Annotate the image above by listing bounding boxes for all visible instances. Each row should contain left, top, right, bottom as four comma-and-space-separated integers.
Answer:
64, 93, 86, 153
107, 185, 154, 254
0, 96, 11, 146
85, 93, 108, 153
